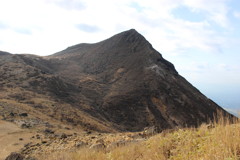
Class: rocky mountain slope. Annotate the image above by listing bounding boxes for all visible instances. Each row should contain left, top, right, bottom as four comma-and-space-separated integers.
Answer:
0, 29, 232, 135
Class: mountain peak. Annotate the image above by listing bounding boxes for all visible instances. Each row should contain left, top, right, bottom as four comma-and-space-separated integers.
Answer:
114, 29, 145, 43
52, 29, 147, 57
0, 30, 233, 134
125, 28, 139, 34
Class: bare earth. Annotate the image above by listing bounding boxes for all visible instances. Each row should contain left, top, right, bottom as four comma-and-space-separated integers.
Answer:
0, 120, 36, 160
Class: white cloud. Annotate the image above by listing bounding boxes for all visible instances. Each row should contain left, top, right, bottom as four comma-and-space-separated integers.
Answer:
0, 0, 234, 56
47, 0, 86, 10
233, 11, 240, 18
182, 0, 230, 27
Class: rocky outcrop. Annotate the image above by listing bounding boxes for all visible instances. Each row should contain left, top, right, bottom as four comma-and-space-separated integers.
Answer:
5, 152, 24, 160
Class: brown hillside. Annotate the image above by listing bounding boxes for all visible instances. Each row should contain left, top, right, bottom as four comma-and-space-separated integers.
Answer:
0, 29, 233, 134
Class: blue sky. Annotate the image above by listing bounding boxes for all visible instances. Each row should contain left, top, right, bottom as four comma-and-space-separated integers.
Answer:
0, 0, 239, 114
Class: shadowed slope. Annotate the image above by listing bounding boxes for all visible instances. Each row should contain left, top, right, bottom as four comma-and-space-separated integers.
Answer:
0, 51, 11, 55
0, 29, 233, 133
48, 29, 231, 131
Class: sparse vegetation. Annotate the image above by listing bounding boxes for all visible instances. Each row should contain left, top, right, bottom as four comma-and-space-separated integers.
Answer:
40, 112, 240, 160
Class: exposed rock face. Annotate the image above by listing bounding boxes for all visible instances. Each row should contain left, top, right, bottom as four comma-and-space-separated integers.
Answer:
0, 29, 233, 132
5, 152, 24, 160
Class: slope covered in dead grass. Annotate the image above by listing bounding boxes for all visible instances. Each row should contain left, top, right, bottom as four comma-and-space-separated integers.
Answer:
41, 112, 240, 160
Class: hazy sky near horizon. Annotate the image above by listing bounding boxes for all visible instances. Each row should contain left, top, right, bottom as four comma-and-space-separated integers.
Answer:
0, 0, 239, 112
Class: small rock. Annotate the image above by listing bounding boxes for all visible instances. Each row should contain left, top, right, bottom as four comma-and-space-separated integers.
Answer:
19, 138, 23, 141
9, 112, 15, 117
21, 123, 30, 129
35, 143, 40, 146
24, 142, 32, 148
5, 152, 24, 160
60, 133, 67, 139
19, 113, 28, 117
43, 129, 54, 134
36, 135, 41, 139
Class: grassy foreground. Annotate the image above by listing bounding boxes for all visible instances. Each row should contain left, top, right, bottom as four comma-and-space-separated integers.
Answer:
42, 113, 240, 160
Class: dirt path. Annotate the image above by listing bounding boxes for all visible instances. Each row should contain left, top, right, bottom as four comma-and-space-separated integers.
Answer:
0, 120, 35, 160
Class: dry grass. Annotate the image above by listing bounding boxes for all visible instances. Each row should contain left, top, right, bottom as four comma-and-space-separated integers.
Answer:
41, 112, 240, 160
